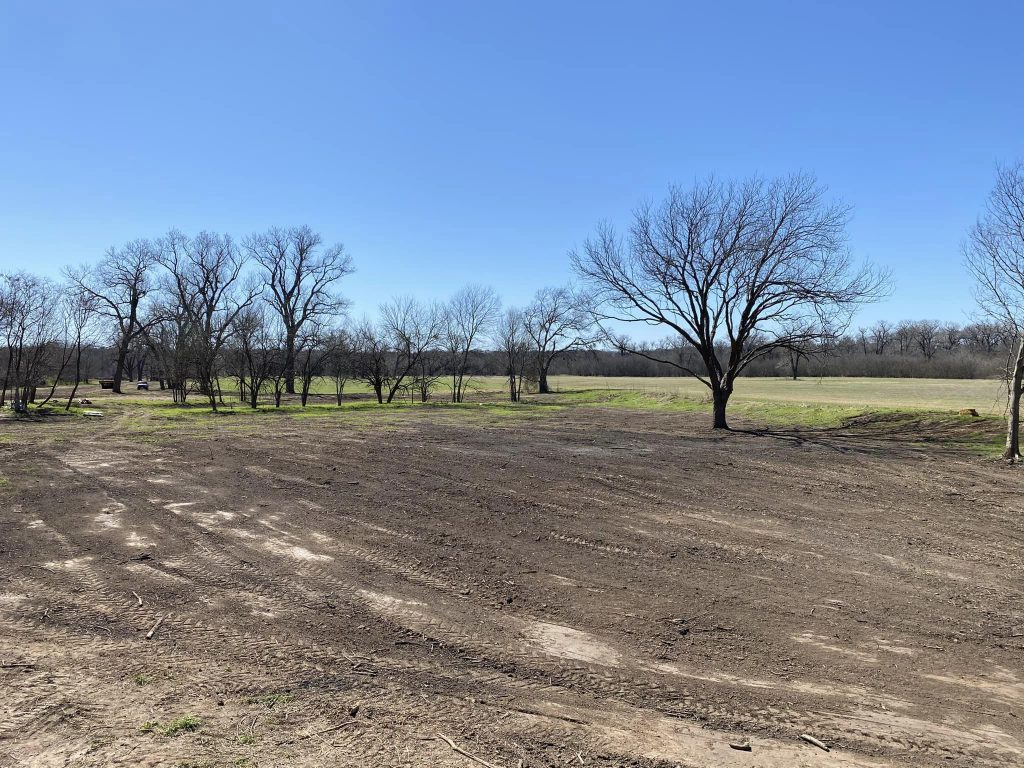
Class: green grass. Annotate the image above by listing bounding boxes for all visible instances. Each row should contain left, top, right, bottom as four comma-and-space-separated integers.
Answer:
555, 388, 873, 428
141, 715, 202, 737
243, 692, 294, 708
58, 374, 1011, 456
542, 375, 1008, 414
554, 388, 1006, 452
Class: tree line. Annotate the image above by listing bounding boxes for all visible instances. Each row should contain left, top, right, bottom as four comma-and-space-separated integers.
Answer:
3, 166, 1024, 459
0, 227, 596, 412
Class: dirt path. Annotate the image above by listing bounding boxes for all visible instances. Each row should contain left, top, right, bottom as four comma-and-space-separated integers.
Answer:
1, 405, 1022, 767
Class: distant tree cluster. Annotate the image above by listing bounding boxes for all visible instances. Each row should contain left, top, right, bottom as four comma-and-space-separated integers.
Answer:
1, 225, 594, 412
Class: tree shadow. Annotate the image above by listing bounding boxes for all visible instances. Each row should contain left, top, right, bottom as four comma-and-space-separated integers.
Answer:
731, 412, 1004, 458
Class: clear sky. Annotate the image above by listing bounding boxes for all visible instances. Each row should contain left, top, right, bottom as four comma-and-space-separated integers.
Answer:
1, 1, 1022, 331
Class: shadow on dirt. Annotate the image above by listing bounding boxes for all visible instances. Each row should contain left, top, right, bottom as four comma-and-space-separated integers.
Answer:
733, 411, 1005, 458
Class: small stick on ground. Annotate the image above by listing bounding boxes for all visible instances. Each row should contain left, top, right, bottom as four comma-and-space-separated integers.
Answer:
20, 565, 56, 574
436, 733, 504, 768
146, 614, 165, 640
1, 663, 36, 670
799, 734, 830, 752
728, 741, 752, 751
276, 721, 356, 746
131, 591, 143, 607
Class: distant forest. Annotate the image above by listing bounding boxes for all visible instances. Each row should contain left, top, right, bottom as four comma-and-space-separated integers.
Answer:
546, 320, 1013, 380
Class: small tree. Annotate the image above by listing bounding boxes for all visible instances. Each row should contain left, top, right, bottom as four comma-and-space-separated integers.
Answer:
351, 319, 390, 404
378, 297, 443, 403
965, 162, 1024, 461
573, 174, 888, 429
66, 241, 157, 393
231, 305, 283, 409
522, 285, 595, 394
0, 273, 58, 411
444, 284, 500, 402
326, 328, 354, 405
494, 307, 530, 402
296, 321, 342, 407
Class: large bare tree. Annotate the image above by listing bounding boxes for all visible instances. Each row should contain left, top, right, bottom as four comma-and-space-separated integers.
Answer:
573, 174, 888, 429
65, 240, 157, 393
522, 285, 595, 394
965, 162, 1024, 461
245, 226, 352, 395
157, 230, 261, 411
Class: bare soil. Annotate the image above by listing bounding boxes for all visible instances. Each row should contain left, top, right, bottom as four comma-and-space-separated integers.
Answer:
1, 401, 1022, 767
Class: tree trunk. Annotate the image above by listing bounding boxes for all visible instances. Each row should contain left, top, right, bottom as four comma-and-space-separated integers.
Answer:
1003, 336, 1024, 461
374, 384, 383, 404
538, 366, 550, 394
112, 341, 129, 394
66, 340, 83, 411
711, 385, 731, 430
285, 330, 297, 395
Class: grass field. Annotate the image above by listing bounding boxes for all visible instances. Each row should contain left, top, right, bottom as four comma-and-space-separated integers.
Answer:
213, 374, 1008, 414
537, 375, 1009, 413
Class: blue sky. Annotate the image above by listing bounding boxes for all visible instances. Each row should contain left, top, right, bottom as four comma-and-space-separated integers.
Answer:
1, 1, 1022, 331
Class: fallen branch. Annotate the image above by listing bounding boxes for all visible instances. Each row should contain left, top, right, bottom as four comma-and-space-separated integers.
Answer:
799, 733, 829, 752
1, 663, 35, 669
436, 733, 504, 768
20, 565, 56, 574
146, 614, 165, 640
728, 741, 752, 751
131, 591, 143, 607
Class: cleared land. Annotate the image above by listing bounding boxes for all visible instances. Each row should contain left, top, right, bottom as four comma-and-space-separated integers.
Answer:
1, 387, 1022, 767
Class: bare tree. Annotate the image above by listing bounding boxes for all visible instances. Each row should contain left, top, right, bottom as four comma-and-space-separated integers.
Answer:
573, 174, 889, 429
523, 285, 595, 394
378, 297, 443, 403
62, 287, 98, 410
855, 327, 870, 355
940, 322, 962, 351
35, 285, 98, 409
912, 320, 941, 360
231, 304, 283, 409
142, 299, 194, 404
494, 307, 531, 402
296, 320, 343, 407
326, 327, 355, 405
870, 320, 893, 355
0, 273, 59, 411
65, 240, 157, 393
245, 226, 352, 395
444, 284, 500, 402
157, 230, 260, 411
894, 320, 914, 355
351, 318, 390, 404
965, 162, 1024, 460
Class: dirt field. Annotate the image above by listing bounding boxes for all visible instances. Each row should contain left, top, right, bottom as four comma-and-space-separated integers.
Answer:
1, 398, 1022, 767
